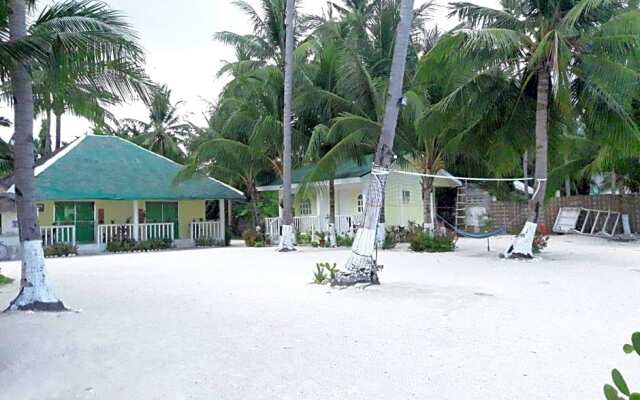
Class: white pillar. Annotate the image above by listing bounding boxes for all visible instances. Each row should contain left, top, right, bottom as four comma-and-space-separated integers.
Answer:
133, 200, 140, 241
219, 199, 226, 243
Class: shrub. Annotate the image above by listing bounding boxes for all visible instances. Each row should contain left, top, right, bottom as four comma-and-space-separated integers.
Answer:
410, 231, 456, 253
107, 239, 172, 253
195, 238, 219, 247
382, 229, 398, 249
603, 332, 640, 400
242, 229, 263, 247
312, 262, 341, 284
313, 264, 328, 284
44, 243, 78, 258
225, 228, 232, 247
533, 228, 550, 254
297, 232, 312, 245
336, 235, 353, 247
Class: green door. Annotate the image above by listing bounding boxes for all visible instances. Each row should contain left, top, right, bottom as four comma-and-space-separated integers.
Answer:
145, 202, 179, 239
55, 202, 95, 243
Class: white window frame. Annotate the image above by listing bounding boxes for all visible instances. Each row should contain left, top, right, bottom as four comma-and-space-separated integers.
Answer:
299, 198, 312, 216
402, 190, 411, 205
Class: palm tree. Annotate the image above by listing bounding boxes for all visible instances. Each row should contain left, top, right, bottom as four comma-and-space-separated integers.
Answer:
337, 0, 415, 285
124, 85, 190, 163
183, 138, 271, 229
279, 0, 296, 251
5, 0, 65, 311
442, 0, 640, 223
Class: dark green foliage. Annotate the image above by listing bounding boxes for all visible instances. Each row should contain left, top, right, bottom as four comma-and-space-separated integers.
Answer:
410, 231, 456, 253
382, 229, 398, 249
44, 243, 78, 258
297, 231, 312, 244
195, 238, 219, 247
242, 229, 264, 247
107, 239, 172, 253
336, 235, 353, 247
224, 228, 232, 247
0, 269, 14, 286
603, 332, 640, 400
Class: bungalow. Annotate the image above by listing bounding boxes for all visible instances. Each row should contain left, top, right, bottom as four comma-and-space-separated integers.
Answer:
0, 134, 244, 258
257, 156, 462, 241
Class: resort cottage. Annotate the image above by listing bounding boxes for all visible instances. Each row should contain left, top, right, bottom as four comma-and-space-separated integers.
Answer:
0, 135, 244, 258
257, 157, 462, 241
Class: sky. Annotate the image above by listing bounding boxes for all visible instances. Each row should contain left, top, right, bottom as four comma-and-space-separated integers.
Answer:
0, 0, 498, 144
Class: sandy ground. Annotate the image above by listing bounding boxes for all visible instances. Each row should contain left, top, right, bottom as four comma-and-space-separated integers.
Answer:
1, 235, 640, 400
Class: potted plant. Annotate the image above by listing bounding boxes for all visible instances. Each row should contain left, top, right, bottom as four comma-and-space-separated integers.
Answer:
316, 231, 327, 247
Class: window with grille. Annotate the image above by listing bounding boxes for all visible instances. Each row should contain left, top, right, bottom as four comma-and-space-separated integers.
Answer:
402, 190, 411, 204
357, 194, 364, 213
299, 199, 312, 216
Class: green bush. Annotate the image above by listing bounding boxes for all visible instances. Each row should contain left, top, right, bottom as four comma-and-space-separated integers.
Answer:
312, 262, 339, 284
382, 229, 398, 249
336, 235, 353, 247
242, 229, 263, 247
107, 239, 172, 253
603, 332, 640, 400
297, 231, 312, 244
195, 237, 219, 247
410, 231, 456, 253
44, 243, 78, 258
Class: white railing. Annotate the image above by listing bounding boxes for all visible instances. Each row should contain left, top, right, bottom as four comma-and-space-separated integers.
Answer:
265, 214, 364, 241
190, 220, 224, 242
40, 225, 76, 246
98, 223, 175, 245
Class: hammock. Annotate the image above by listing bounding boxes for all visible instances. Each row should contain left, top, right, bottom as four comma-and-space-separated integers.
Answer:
437, 215, 506, 239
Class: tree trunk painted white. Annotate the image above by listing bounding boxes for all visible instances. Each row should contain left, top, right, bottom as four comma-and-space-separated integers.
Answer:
7, 0, 65, 312
279, 0, 296, 252
328, 179, 337, 247
336, 0, 415, 285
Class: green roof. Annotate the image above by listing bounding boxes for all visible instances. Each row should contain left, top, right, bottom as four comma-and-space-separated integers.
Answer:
32, 135, 244, 201
266, 155, 374, 186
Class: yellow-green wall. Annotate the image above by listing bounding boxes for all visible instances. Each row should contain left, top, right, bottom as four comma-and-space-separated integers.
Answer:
178, 200, 206, 239
36, 201, 55, 226
37, 199, 208, 240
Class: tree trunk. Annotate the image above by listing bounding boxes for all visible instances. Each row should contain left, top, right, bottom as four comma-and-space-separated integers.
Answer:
278, 0, 296, 251
55, 111, 62, 150
43, 108, 52, 155
328, 178, 337, 247
6, 0, 65, 312
528, 67, 549, 224
523, 149, 528, 198
565, 176, 571, 197
250, 186, 260, 230
337, 0, 415, 284
422, 176, 434, 232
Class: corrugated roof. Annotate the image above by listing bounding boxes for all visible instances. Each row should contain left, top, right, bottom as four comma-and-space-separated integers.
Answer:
32, 135, 244, 201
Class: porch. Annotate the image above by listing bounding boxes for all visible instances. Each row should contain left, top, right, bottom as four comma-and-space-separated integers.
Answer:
38, 198, 228, 249
265, 214, 364, 242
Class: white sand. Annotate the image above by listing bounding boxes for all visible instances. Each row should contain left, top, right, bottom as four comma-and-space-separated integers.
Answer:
1, 235, 639, 400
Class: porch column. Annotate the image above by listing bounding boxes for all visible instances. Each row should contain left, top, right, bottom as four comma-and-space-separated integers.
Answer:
132, 200, 140, 241
219, 199, 226, 241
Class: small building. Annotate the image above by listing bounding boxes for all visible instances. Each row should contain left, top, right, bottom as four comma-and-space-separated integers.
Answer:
257, 156, 461, 240
0, 134, 244, 257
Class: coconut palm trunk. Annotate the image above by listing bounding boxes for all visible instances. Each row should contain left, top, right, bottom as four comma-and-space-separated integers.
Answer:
328, 178, 337, 247
54, 111, 63, 150
529, 66, 550, 223
422, 176, 434, 231
278, 0, 296, 251
336, 0, 415, 284
7, 0, 66, 312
